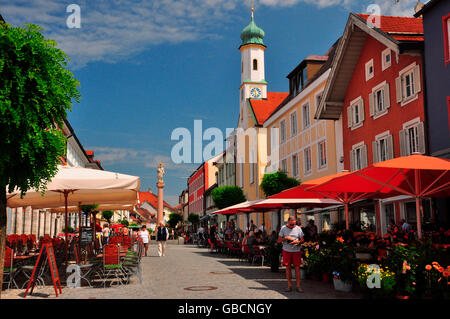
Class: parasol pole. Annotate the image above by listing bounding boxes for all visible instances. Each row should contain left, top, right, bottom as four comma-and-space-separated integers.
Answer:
344, 193, 349, 230
64, 190, 69, 264
415, 169, 423, 239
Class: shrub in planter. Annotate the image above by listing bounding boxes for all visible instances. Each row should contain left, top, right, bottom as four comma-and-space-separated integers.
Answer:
356, 264, 396, 298
383, 244, 419, 298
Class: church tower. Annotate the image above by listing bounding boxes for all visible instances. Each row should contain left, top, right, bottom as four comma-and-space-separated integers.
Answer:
239, 4, 267, 125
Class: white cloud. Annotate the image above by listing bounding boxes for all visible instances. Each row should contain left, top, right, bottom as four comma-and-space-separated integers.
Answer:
92, 146, 196, 173
370, 0, 422, 17
1, 0, 421, 69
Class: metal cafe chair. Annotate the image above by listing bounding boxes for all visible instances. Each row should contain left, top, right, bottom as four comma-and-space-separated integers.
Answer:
3, 247, 19, 290
122, 238, 144, 284
21, 255, 47, 289
101, 244, 127, 287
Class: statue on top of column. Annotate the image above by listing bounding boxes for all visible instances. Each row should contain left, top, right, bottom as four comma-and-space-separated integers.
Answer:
157, 162, 165, 183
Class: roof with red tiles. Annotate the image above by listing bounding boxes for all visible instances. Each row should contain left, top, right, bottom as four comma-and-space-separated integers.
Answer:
248, 92, 289, 125
357, 14, 424, 42
136, 207, 155, 217
138, 191, 174, 210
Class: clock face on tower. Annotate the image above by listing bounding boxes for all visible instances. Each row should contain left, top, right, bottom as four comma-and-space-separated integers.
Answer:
250, 87, 262, 98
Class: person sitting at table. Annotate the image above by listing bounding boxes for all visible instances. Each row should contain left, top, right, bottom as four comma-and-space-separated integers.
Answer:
246, 231, 256, 263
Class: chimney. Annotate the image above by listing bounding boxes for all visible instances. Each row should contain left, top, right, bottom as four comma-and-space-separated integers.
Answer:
414, 1, 425, 15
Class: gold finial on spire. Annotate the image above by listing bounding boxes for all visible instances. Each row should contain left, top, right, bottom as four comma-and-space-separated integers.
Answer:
251, 0, 254, 19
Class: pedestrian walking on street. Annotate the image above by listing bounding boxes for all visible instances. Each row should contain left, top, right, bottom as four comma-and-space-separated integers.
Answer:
156, 222, 169, 256
278, 216, 305, 293
139, 225, 150, 256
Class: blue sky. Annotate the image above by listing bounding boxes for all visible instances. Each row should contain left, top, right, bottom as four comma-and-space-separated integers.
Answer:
1, 0, 422, 206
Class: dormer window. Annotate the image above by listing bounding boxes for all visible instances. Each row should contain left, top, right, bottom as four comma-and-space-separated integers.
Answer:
291, 68, 307, 96
253, 59, 258, 71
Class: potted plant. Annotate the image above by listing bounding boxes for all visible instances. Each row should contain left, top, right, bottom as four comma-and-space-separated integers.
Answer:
330, 237, 357, 292
356, 264, 396, 299
305, 247, 322, 280
384, 244, 419, 299
423, 262, 450, 299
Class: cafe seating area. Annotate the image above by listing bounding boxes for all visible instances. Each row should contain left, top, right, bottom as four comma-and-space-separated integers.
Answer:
2, 232, 144, 294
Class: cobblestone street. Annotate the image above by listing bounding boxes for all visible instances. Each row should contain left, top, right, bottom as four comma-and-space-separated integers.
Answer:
2, 244, 361, 299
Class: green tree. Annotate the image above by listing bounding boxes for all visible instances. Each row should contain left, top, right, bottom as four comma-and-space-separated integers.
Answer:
188, 213, 200, 231
211, 185, 246, 209
260, 171, 300, 232
0, 23, 80, 297
81, 204, 99, 228
260, 170, 300, 197
119, 219, 129, 227
168, 212, 182, 229
102, 211, 114, 224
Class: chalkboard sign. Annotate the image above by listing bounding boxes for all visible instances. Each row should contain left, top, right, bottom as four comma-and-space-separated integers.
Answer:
80, 227, 94, 244
24, 243, 62, 298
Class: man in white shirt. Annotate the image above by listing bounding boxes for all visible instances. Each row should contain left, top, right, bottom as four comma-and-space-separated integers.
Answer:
278, 216, 305, 293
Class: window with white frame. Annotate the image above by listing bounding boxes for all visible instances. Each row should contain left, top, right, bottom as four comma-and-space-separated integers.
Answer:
369, 82, 390, 118
315, 91, 323, 113
373, 133, 393, 163
396, 63, 421, 105
290, 111, 298, 136
280, 120, 286, 143
400, 121, 425, 156
347, 97, 365, 129
281, 159, 288, 173
318, 141, 327, 169
302, 103, 310, 129
350, 143, 367, 171
304, 147, 312, 175
382, 48, 392, 71
365, 59, 374, 81
292, 154, 299, 177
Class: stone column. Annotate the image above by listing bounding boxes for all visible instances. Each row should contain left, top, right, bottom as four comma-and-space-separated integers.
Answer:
44, 211, 51, 235
39, 210, 45, 238
7, 207, 12, 235
10, 208, 16, 235
314, 212, 322, 233
32, 209, 39, 236
16, 207, 24, 235
24, 206, 32, 234
157, 181, 165, 226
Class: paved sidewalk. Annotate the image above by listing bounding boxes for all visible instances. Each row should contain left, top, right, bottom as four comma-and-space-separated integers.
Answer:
1, 244, 361, 299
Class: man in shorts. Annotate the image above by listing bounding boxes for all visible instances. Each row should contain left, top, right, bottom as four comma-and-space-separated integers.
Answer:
278, 216, 305, 293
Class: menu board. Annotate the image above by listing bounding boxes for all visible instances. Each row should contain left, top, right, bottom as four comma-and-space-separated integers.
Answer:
80, 227, 94, 244
24, 243, 62, 298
